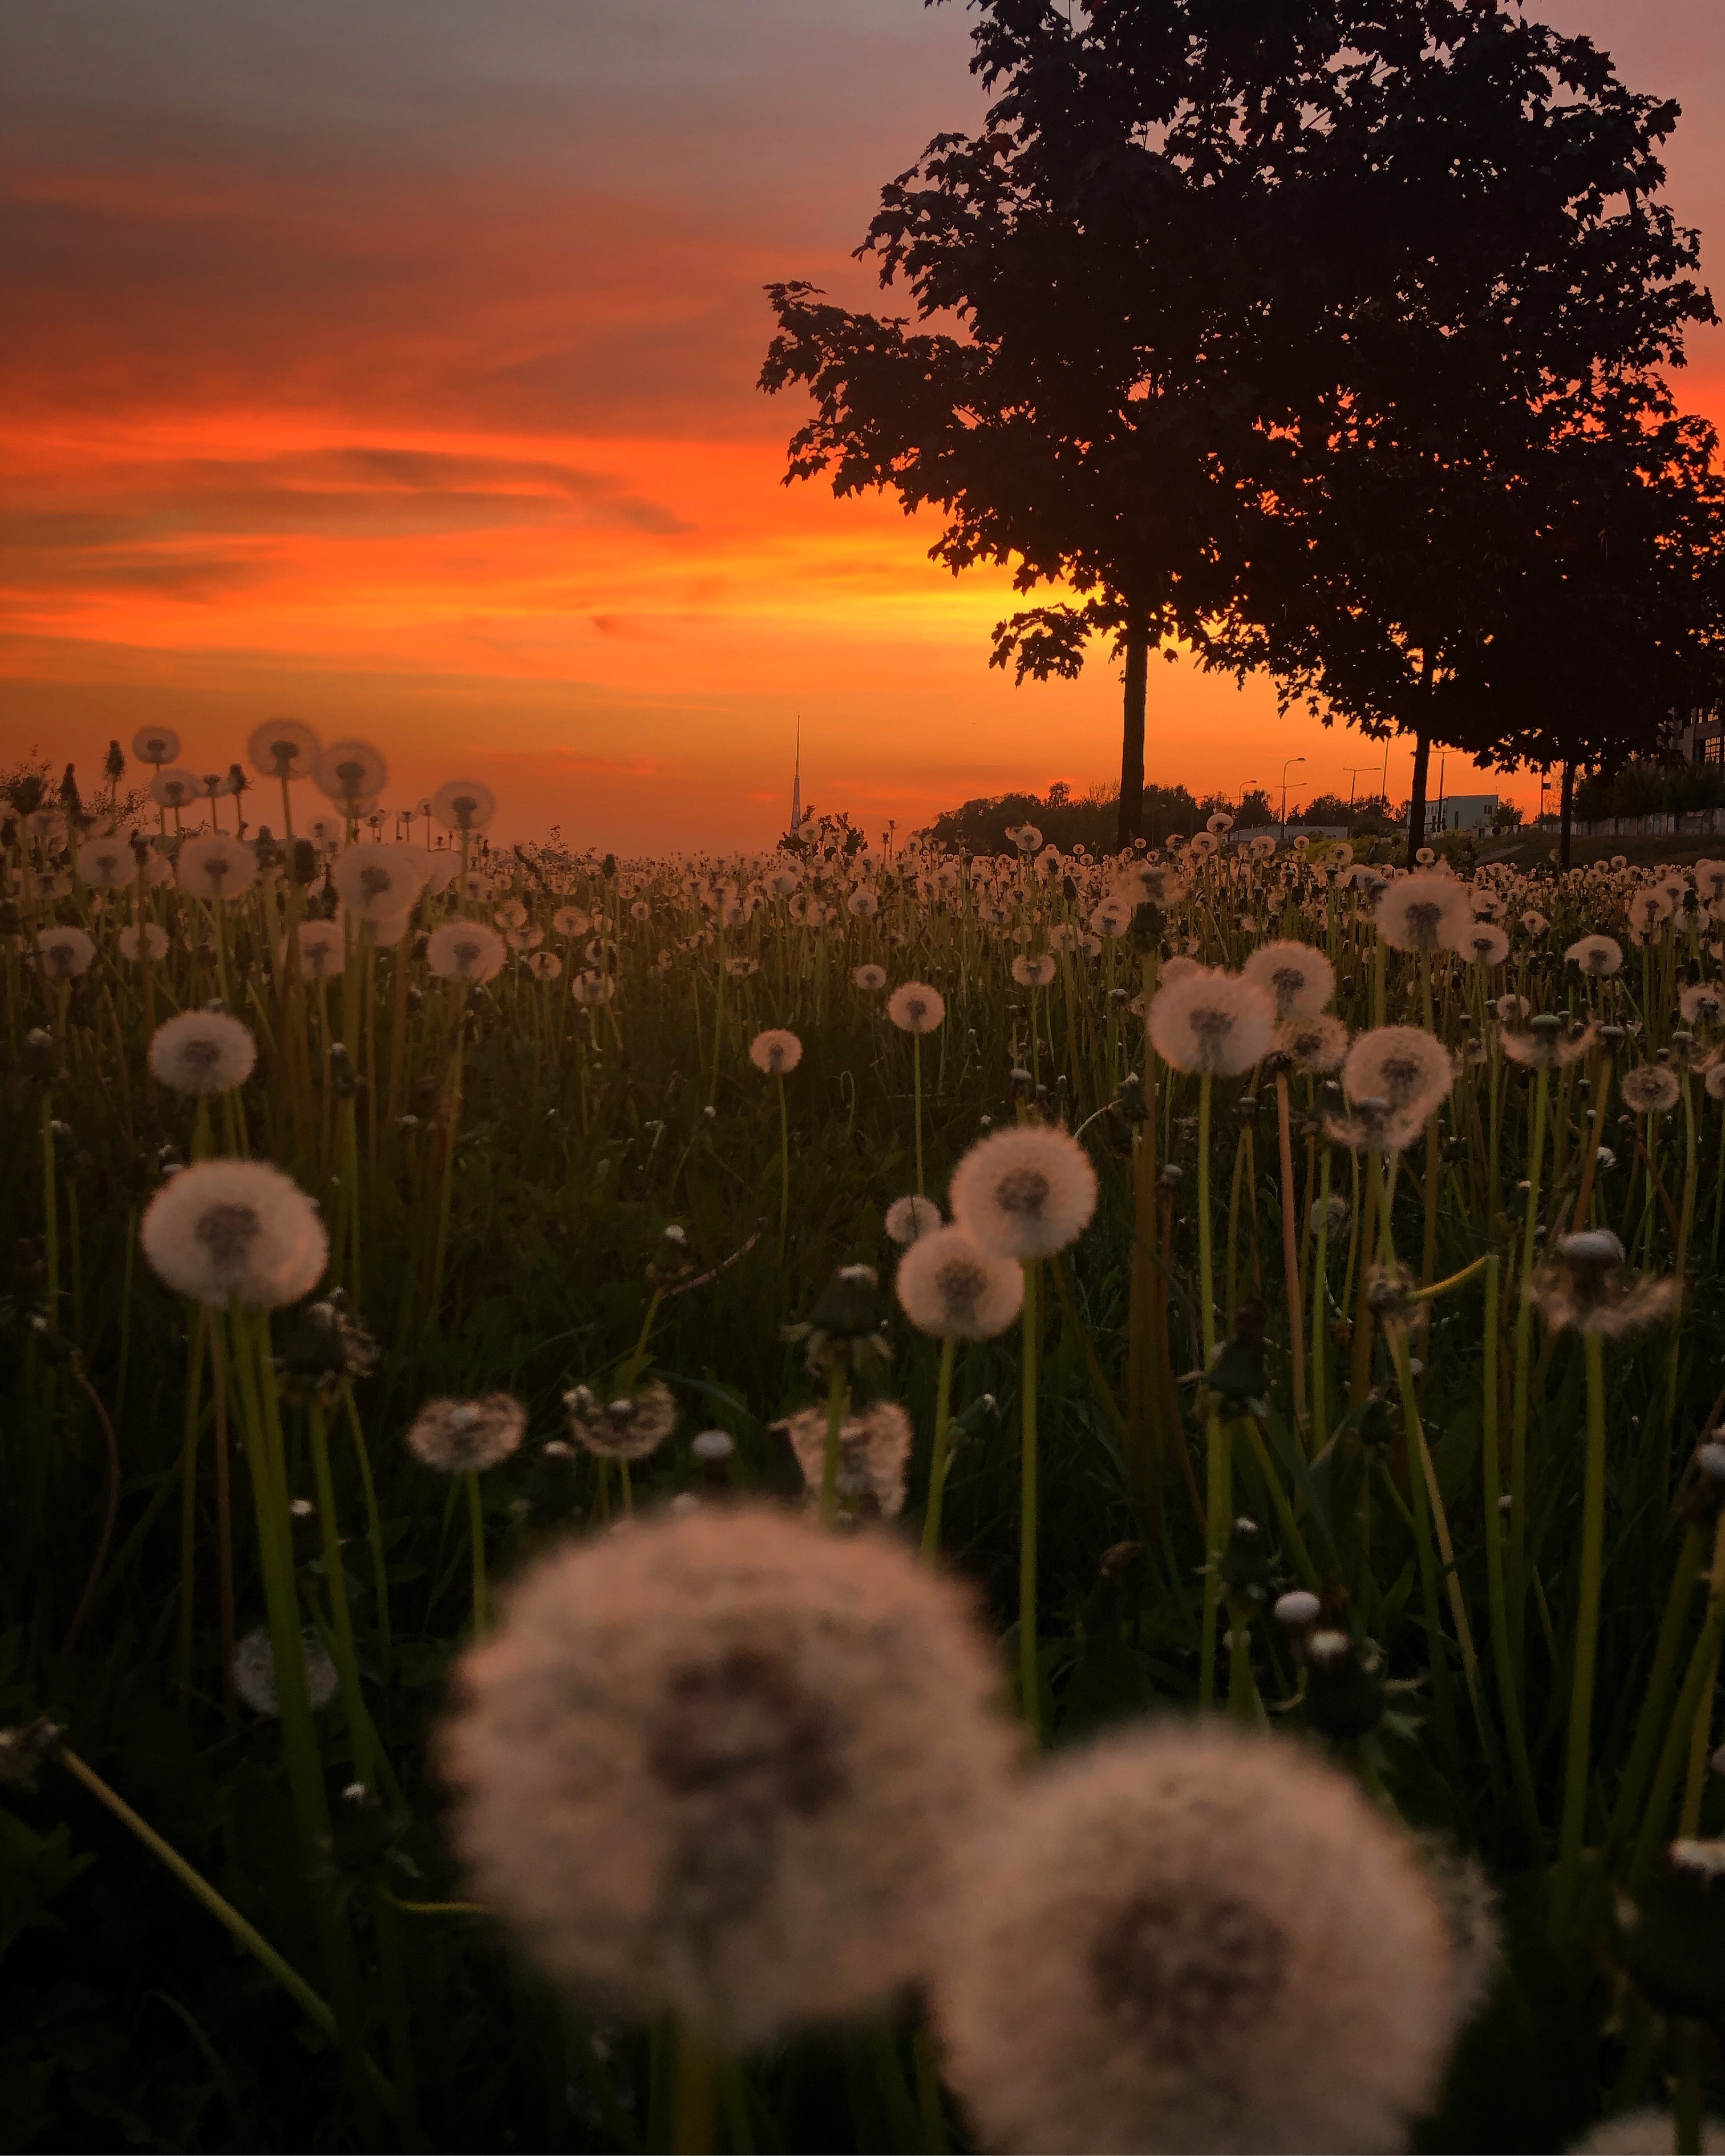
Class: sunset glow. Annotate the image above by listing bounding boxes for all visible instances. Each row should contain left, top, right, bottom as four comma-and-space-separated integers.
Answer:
5, 0, 1723, 849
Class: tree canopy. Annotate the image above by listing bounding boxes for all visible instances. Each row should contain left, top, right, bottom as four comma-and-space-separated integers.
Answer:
762, 0, 1719, 856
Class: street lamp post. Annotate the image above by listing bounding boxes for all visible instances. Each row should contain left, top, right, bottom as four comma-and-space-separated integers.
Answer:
1280, 755, 1305, 844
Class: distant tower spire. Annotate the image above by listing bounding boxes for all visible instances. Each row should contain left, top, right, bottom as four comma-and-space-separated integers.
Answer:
791, 715, 802, 835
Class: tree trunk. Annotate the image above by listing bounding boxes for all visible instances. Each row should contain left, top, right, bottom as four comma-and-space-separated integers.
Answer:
1115, 609, 1149, 853
1404, 727, 1432, 868
1560, 759, 1575, 872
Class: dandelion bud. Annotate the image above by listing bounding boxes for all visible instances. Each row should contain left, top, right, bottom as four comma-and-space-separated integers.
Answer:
289, 1498, 321, 1566
1274, 1589, 1321, 1632
807, 1263, 880, 1340
1218, 1514, 1272, 1603
1302, 1629, 1387, 1742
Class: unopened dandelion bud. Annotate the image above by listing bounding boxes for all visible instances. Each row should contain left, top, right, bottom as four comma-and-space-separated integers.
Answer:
1302, 1629, 1387, 1742
1218, 1515, 1272, 1602
289, 1497, 321, 1566
1274, 1589, 1322, 1632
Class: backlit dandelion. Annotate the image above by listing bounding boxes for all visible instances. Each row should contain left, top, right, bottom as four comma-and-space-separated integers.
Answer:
896, 1224, 1023, 1340
440, 1505, 1015, 2049
749, 1029, 802, 1074
118, 923, 169, 963
1278, 1013, 1348, 1074
887, 981, 945, 1034
1242, 940, 1334, 1019
148, 1011, 257, 1097
141, 1159, 327, 1308
1527, 1229, 1680, 1337
564, 1380, 678, 1461
426, 920, 507, 984
933, 1722, 1453, 2155
1620, 1065, 1682, 1117
1148, 969, 1275, 1077
331, 844, 426, 921
177, 835, 257, 901
552, 905, 592, 937
314, 739, 389, 811
1013, 954, 1057, 987
952, 1124, 1096, 1261
1566, 934, 1625, 978
1375, 872, 1472, 954
853, 963, 887, 992
33, 927, 96, 981
132, 725, 181, 767
570, 970, 616, 1005
1343, 1025, 1454, 1125
1451, 920, 1511, 967
246, 718, 320, 782
289, 920, 345, 978
884, 1194, 942, 1245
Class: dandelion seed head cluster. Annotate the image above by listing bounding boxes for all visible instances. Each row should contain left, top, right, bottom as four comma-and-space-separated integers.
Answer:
1148, 969, 1275, 1077
565, 1379, 679, 1461
405, 1394, 527, 1474
142, 1159, 327, 1308
951, 1124, 1098, 1260
148, 1010, 257, 1097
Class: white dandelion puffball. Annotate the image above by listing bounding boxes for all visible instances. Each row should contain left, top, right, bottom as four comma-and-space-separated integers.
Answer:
141, 1159, 328, 1308
289, 919, 346, 978
1679, 983, 1722, 1028
149, 767, 201, 811
405, 1395, 527, 1475
570, 969, 616, 1006
78, 838, 134, 891
951, 1124, 1098, 1260
313, 737, 389, 807
1374, 872, 1472, 954
888, 981, 946, 1034
246, 717, 321, 782
178, 835, 258, 901
426, 919, 507, 984
440, 1505, 1017, 2049
1566, 933, 1624, 978
933, 1723, 1454, 2156
33, 927, 97, 981
1012, 953, 1058, 988
1242, 940, 1334, 1020
553, 905, 592, 938
1620, 1065, 1682, 1116
132, 724, 182, 766
1449, 919, 1511, 968
431, 778, 498, 833
1278, 1012, 1349, 1074
897, 1224, 1024, 1340
119, 923, 170, 963
331, 843, 428, 921
847, 887, 880, 917
148, 1011, 257, 1097
1148, 969, 1275, 1077
884, 1194, 942, 1246
854, 964, 887, 993
750, 1028, 803, 1075
232, 1625, 340, 1717
1344, 1026, 1455, 1126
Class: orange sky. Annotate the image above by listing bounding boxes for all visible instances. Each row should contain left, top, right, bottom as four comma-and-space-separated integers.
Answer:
3, 1, 1723, 852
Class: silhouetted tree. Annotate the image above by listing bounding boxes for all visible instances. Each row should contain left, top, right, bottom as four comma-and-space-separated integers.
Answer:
762, 0, 1714, 854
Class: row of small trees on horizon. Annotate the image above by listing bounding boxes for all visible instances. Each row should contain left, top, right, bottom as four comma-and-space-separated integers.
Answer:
762, 0, 1725, 871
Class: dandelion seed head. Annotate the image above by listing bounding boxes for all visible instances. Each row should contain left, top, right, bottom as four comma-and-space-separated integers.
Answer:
933, 1722, 1453, 2155
896, 1225, 1025, 1340
1242, 940, 1334, 1020
888, 981, 946, 1034
1526, 1229, 1681, 1336
406, 1394, 526, 1474
1566, 934, 1625, 978
749, 1029, 803, 1076
141, 1159, 327, 1308
246, 718, 321, 781
1451, 920, 1511, 967
148, 1010, 257, 1097
1013, 953, 1058, 987
314, 738, 389, 808
430, 778, 498, 834
440, 1505, 1015, 2048
132, 725, 181, 767
780, 1400, 914, 1518
426, 919, 507, 984
951, 1125, 1097, 1260
1279, 1012, 1349, 1074
565, 1378, 678, 1461
884, 1194, 942, 1246
231, 1625, 340, 1716
1373, 872, 1472, 954
1344, 1026, 1454, 1125
1621, 1065, 1682, 1115
33, 927, 96, 981
1148, 969, 1275, 1077
119, 923, 170, 963
853, 964, 887, 993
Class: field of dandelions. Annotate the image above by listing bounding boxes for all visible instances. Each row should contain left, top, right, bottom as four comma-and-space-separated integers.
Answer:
5, 722, 1725, 2155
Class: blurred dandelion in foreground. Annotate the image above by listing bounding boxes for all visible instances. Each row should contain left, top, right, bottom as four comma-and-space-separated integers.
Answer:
896, 1224, 1023, 1340
884, 1194, 942, 1246
779, 1400, 913, 1518
141, 1159, 327, 1308
1569, 2113, 1725, 2154
749, 1028, 803, 1075
1526, 1230, 1680, 1337
440, 1506, 1016, 2049
951, 1124, 1097, 1260
932, 1723, 1455, 2155
405, 1394, 527, 1474
1148, 969, 1275, 1077
148, 1010, 257, 1097
231, 1625, 340, 1717
564, 1380, 678, 1461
